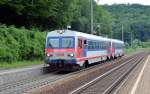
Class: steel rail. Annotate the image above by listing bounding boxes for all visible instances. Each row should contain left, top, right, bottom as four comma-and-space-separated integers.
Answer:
102, 54, 147, 94
0, 52, 144, 94
70, 52, 147, 94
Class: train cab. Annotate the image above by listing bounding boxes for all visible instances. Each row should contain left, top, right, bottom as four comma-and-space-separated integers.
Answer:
45, 30, 78, 70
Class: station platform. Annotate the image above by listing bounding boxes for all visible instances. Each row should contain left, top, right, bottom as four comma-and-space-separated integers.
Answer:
115, 55, 150, 94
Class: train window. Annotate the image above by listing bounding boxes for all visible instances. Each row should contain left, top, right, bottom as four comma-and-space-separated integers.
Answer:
88, 40, 93, 50
104, 42, 108, 49
115, 43, 123, 49
62, 37, 74, 48
47, 38, 59, 48
84, 40, 87, 49
95, 42, 97, 49
97, 42, 99, 49
99, 41, 101, 49
93, 42, 96, 49
94, 41, 97, 49
101, 41, 104, 49
78, 39, 82, 48
84, 40, 87, 44
87, 40, 112, 50
88, 46, 91, 49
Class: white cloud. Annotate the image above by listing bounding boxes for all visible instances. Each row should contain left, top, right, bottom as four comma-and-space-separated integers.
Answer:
96, 0, 150, 5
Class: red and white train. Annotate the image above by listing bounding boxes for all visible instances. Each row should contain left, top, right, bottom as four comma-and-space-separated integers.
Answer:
45, 30, 124, 70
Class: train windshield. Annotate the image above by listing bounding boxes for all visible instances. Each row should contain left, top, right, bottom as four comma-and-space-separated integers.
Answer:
62, 37, 74, 48
47, 38, 60, 48
47, 37, 74, 49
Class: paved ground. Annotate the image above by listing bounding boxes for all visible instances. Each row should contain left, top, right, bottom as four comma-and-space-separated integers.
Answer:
134, 55, 150, 94
0, 64, 45, 86
114, 55, 150, 94
0, 64, 43, 74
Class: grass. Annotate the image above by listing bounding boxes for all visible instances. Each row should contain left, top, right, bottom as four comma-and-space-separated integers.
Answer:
125, 47, 150, 55
125, 48, 137, 54
0, 60, 43, 69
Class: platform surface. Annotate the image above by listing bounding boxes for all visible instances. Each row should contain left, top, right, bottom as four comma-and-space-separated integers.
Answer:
132, 55, 150, 94
115, 55, 150, 94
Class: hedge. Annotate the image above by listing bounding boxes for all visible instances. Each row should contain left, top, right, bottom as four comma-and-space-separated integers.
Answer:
0, 25, 47, 63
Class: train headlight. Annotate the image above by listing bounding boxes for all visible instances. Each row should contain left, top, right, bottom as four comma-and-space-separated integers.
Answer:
68, 53, 74, 57
47, 53, 53, 57
47, 53, 50, 57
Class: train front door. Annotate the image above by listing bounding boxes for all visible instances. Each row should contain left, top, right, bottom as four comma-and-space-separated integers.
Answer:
112, 42, 115, 57
83, 40, 87, 57
77, 38, 84, 58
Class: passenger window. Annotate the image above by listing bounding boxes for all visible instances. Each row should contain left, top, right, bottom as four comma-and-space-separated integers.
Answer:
78, 39, 82, 48
84, 40, 87, 44
84, 40, 87, 49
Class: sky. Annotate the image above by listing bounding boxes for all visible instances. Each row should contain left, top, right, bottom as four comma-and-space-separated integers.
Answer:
96, 0, 150, 5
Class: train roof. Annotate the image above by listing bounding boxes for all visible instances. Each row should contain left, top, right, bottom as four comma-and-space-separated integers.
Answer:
47, 30, 110, 41
111, 39, 124, 43
47, 30, 124, 43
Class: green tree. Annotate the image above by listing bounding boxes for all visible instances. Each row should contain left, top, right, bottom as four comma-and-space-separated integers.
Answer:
0, 0, 78, 29
71, 0, 112, 37
103, 4, 150, 42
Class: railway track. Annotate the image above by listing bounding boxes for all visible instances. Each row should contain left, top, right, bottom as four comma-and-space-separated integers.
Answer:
0, 70, 69, 94
0, 51, 147, 94
70, 52, 149, 94
0, 60, 117, 94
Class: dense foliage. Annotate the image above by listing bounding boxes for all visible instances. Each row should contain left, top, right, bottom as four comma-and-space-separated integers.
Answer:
0, 0, 78, 29
71, 0, 112, 36
0, 0, 113, 62
0, 0, 112, 36
1, 2, 149, 63
103, 4, 150, 43
0, 25, 46, 62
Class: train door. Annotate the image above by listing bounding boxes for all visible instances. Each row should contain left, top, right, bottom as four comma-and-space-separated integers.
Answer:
83, 40, 87, 57
108, 42, 111, 54
77, 38, 84, 58
112, 42, 115, 56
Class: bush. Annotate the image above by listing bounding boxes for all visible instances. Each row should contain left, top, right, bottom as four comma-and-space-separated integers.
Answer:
0, 25, 46, 63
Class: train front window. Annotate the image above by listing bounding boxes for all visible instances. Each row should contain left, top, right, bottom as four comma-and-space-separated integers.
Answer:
61, 37, 74, 48
47, 37, 74, 49
47, 38, 59, 48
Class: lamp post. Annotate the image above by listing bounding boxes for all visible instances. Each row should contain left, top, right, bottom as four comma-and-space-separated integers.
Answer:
32, 0, 33, 5
122, 24, 124, 41
131, 31, 133, 47
94, 23, 101, 35
91, 0, 94, 34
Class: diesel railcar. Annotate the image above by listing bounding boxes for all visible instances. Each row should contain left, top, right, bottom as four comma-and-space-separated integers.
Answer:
45, 30, 124, 70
